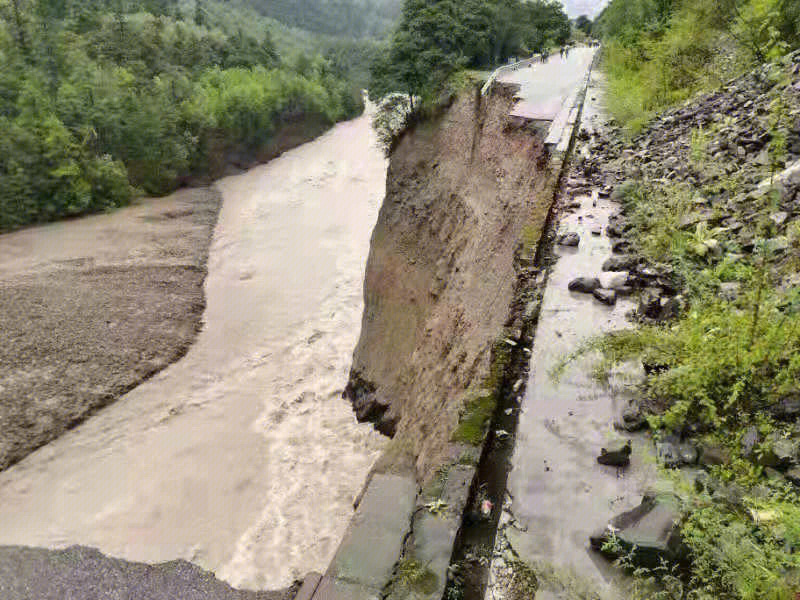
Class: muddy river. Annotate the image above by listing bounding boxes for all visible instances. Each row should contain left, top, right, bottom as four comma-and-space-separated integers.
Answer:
0, 112, 388, 590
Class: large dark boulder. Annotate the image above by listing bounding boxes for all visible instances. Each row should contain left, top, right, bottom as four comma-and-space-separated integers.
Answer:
343, 372, 397, 436
590, 494, 685, 569
568, 277, 601, 293
603, 255, 638, 272
597, 440, 632, 467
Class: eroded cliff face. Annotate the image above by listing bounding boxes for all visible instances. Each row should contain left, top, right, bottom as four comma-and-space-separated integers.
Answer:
346, 85, 551, 480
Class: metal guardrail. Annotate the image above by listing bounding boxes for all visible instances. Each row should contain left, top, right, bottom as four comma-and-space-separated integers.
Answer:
481, 55, 541, 96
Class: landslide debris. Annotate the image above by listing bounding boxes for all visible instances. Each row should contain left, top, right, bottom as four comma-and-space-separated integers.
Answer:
345, 84, 550, 480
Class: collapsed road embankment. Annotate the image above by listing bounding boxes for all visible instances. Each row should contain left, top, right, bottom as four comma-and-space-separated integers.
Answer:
344, 82, 552, 481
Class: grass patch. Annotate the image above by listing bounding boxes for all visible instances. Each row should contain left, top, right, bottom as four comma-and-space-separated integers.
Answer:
423, 463, 451, 499
390, 558, 439, 596
452, 333, 516, 446
556, 292, 800, 433
452, 389, 496, 446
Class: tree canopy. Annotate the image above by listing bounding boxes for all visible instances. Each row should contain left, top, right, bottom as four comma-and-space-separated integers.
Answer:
369, 0, 571, 102
595, 0, 800, 130
0, 0, 375, 230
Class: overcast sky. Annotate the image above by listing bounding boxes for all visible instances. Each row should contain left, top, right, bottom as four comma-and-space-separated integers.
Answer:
558, 0, 609, 19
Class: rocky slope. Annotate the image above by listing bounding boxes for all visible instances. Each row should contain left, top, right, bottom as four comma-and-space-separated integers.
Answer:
0, 545, 297, 600
566, 49, 800, 319
345, 85, 551, 480
555, 50, 800, 595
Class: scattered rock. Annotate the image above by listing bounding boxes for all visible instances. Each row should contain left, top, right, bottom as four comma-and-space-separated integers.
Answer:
603, 255, 638, 272
785, 466, 800, 487
719, 281, 742, 302
558, 232, 580, 247
770, 211, 789, 226
659, 296, 683, 320
698, 442, 730, 467
616, 399, 647, 432
757, 434, 800, 469
656, 436, 697, 467
593, 288, 617, 305
597, 440, 632, 467
741, 426, 760, 458
568, 277, 601, 293
599, 271, 629, 290
768, 394, 800, 422
638, 289, 662, 319
611, 239, 632, 253
590, 493, 685, 569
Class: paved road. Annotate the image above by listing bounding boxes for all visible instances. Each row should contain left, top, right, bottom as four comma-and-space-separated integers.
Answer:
497, 47, 596, 121
491, 70, 655, 599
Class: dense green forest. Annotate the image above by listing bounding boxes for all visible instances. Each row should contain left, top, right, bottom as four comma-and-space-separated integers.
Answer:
595, 0, 800, 130
233, 0, 402, 39
369, 0, 572, 104
0, 0, 382, 231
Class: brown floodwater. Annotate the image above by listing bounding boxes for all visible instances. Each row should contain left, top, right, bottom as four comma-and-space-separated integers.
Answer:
0, 111, 388, 590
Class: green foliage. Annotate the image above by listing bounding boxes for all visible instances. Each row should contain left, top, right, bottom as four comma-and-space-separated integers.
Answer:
391, 558, 439, 595
589, 293, 799, 433
452, 389, 496, 446
230, 0, 403, 39
689, 126, 711, 166
597, 0, 800, 131
615, 181, 691, 265
575, 15, 593, 36
0, 112, 131, 230
0, 0, 367, 230
682, 500, 799, 599
369, 0, 571, 105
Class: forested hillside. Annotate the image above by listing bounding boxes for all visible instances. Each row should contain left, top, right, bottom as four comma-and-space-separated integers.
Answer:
0, 0, 374, 231
595, 0, 800, 130
235, 0, 402, 38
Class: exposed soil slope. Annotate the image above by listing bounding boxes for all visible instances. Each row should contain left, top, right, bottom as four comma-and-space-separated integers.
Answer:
0, 187, 220, 471
345, 86, 550, 480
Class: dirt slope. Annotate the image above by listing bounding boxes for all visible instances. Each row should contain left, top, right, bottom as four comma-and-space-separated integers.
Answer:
345, 86, 551, 480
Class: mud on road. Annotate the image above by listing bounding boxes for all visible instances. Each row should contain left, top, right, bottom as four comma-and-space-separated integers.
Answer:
0, 187, 221, 471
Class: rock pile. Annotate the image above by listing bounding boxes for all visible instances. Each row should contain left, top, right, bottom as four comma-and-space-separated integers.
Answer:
560, 49, 800, 315
561, 51, 800, 573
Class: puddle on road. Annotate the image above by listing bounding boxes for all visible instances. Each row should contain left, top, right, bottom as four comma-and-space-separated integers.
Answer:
0, 111, 389, 590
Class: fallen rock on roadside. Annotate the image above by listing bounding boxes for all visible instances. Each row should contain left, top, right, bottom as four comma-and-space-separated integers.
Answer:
590, 493, 685, 569
558, 232, 581, 247
568, 277, 601, 293
597, 440, 632, 467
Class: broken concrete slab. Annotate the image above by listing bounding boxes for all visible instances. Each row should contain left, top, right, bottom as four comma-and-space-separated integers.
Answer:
327, 474, 417, 592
